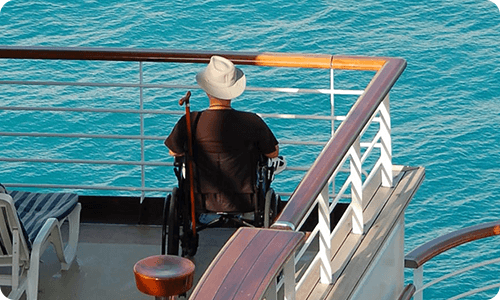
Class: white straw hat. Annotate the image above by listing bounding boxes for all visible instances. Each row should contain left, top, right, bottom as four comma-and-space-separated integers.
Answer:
196, 56, 246, 100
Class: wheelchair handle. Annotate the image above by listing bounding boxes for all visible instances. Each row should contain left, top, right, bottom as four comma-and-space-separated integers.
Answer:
178, 91, 192, 106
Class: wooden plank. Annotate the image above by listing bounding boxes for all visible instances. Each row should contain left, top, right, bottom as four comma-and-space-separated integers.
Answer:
299, 166, 405, 300
190, 228, 260, 300
190, 227, 304, 300
296, 216, 356, 300
325, 166, 425, 300
363, 167, 406, 231
331, 56, 387, 71
398, 284, 416, 300
298, 166, 424, 300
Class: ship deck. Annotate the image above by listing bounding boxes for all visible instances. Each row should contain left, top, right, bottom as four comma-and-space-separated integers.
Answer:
1, 223, 236, 300
0, 47, 416, 300
1, 165, 425, 300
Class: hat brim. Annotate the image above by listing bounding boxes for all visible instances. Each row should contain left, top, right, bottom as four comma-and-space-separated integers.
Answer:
196, 68, 246, 100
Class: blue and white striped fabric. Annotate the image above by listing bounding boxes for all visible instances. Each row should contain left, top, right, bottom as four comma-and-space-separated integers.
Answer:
8, 191, 78, 250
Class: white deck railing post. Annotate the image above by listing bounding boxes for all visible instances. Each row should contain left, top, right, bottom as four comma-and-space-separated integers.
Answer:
330, 68, 335, 136
379, 95, 393, 188
139, 61, 146, 202
350, 137, 364, 235
283, 257, 296, 300
263, 278, 278, 300
330, 69, 337, 197
413, 266, 424, 300
318, 184, 333, 284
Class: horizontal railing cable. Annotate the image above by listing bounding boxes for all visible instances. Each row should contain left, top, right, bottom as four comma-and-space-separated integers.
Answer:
0, 132, 329, 148
0, 106, 343, 121
0, 157, 172, 167
0, 131, 164, 141
447, 283, 500, 300
407, 220, 500, 300
0, 79, 363, 96
0, 105, 184, 116
416, 256, 500, 294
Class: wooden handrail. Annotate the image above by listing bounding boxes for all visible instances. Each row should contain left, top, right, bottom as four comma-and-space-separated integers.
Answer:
189, 227, 304, 300
0, 45, 332, 68
0, 45, 389, 70
405, 220, 500, 269
397, 284, 416, 300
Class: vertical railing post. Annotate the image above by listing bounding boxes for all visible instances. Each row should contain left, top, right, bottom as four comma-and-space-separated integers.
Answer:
350, 137, 364, 234
379, 95, 393, 187
318, 184, 333, 284
139, 61, 146, 202
283, 257, 296, 300
330, 69, 337, 198
413, 266, 424, 300
330, 68, 335, 136
263, 278, 278, 300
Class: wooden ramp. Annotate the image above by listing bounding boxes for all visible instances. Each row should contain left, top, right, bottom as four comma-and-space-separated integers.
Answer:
299, 165, 425, 300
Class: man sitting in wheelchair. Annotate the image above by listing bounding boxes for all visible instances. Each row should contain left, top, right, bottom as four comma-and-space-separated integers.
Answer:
164, 56, 284, 256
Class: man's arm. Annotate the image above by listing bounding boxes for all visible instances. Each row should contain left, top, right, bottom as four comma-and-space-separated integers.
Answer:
165, 114, 188, 157
264, 144, 279, 158
168, 148, 185, 157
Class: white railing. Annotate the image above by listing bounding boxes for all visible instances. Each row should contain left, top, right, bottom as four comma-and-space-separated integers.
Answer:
0, 82, 361, 198
0, 47, 407, 299
405, 220, 500, 300
281, 95, 393, 292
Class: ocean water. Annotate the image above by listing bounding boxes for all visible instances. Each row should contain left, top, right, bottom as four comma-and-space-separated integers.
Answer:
1, 1, 500, 298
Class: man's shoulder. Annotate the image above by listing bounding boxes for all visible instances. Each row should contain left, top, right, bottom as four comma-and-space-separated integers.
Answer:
231, 109, 260, 119
201, 109, 265, 125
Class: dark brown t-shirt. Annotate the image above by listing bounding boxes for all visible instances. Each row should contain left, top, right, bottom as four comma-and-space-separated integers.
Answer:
165, 109, 278, 212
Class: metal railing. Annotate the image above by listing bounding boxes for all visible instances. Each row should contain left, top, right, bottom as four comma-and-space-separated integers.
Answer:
1, 46, 406, 299
0, 47, 369, 198
405, 220, 500, 300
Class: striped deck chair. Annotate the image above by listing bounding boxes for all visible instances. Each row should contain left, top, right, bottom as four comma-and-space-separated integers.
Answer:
0, 185, 81, 300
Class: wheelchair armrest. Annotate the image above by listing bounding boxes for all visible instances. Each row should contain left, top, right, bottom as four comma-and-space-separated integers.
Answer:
174, 156, 185, 167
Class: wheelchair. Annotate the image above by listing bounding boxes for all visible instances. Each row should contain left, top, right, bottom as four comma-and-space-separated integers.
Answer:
161, 155, 283, 257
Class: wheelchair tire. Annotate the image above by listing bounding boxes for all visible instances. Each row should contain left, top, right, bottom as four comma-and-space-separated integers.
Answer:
161, 194, 171, 255
264, 189, 279, 228
167, 188, 181, 256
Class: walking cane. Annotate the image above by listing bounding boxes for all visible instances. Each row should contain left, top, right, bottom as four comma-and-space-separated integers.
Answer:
178, 91, 197, 237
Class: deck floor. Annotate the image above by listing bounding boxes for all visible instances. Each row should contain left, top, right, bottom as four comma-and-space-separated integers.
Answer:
1, 223, 237, 300
1, 166, 424, 300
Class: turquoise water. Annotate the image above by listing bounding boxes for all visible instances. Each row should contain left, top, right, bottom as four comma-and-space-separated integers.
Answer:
1, 1, 500, 298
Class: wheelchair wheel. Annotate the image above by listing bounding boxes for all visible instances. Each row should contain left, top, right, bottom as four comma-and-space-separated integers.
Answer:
263, 189, 279, 228
167, 188, 180, 256
161, 194, 171, 255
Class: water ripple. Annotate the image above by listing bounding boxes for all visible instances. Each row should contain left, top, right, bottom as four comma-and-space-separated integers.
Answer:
1, 2, 500, 297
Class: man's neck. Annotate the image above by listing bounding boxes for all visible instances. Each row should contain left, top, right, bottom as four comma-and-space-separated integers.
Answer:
208, 96, 232, 110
